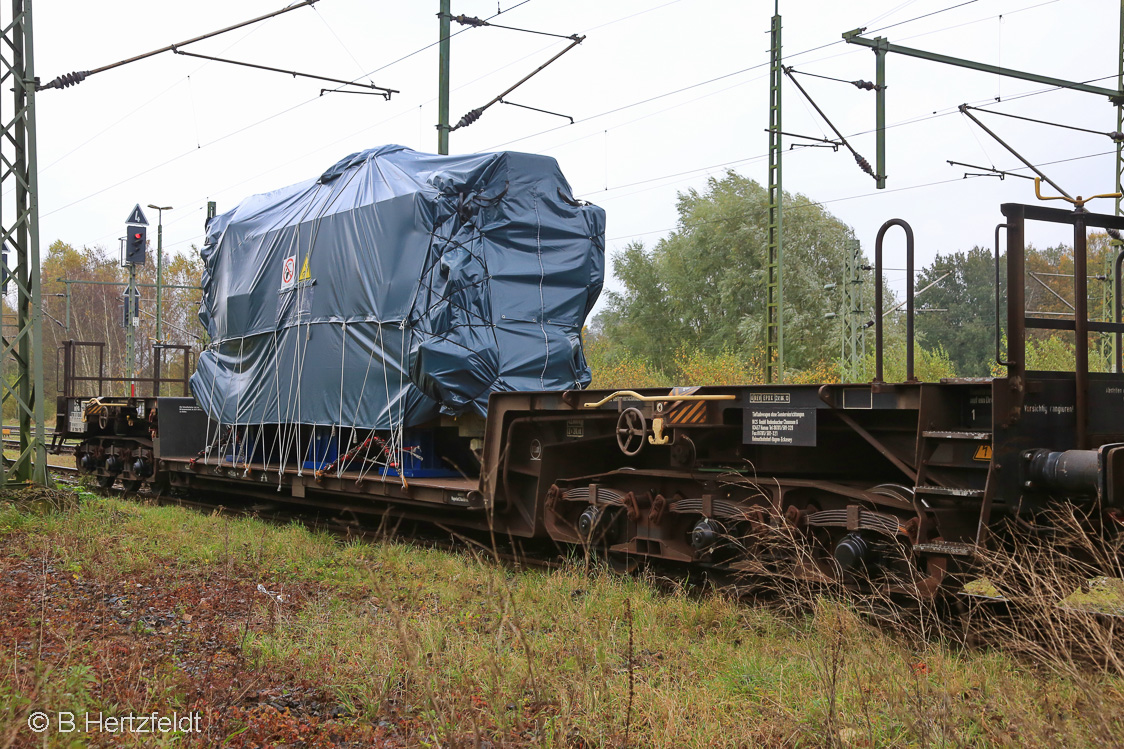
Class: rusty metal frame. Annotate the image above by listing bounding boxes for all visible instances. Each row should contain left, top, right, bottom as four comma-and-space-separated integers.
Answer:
58, 339, 192, 398
1000, 203, 1124, 449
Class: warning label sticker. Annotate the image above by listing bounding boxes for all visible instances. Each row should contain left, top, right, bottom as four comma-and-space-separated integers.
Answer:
281, 254, 297, 290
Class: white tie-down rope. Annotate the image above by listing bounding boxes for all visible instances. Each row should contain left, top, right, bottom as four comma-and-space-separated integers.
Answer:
335, 322, 348, 478
212, 336, 245, 469
236, 337, 275, 475
292, 321, 316, 477
533, 190, 549, 389
278, 321, 306, 481
393, 321, 410, 487
348, 324, 383, 483
201, 344, 222, 465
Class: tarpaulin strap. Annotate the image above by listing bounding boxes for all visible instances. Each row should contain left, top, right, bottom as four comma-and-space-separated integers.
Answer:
395, 323, 409, 488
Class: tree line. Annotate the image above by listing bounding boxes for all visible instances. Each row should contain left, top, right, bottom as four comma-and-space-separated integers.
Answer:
14, 173, 1111, 418
3, 239, 205, 419
590, 171, 1116, 389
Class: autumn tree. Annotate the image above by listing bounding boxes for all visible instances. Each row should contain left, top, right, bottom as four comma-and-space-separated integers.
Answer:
915, 233, 1119, 376
36, 239, 204, 400
594, 171, 871, 377
914, 246, 1001, 377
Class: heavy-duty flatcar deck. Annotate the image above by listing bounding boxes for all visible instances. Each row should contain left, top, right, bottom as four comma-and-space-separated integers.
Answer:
55, 202, 1124, 599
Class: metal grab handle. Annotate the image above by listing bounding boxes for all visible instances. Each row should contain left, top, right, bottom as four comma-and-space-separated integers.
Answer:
995, 224, 1012, 368
874, 219, 916, 383
1034, 177, 1122, 209
1116, 248, 1124, 374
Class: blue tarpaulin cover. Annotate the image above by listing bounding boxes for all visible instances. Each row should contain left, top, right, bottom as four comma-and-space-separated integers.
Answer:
191, 145, 605, 430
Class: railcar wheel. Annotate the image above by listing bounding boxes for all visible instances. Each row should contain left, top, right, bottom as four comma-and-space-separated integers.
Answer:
96, 474, 116, 490
616, 408, 646, 456
121, 479, 142, 493
578, 505, 606, 542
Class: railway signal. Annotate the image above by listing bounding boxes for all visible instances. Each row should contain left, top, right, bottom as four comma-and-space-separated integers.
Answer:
126, 225, 147, 265
122, 204, 149, 396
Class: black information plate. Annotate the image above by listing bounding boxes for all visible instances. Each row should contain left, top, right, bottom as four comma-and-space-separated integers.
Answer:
743, 406, 817, 446
1088, 380, 1124, 436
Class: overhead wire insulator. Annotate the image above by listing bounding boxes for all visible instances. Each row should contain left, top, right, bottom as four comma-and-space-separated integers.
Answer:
851, 79, 876, 91
39, 71, 89, 90
454, 107, 484, 130
1110, 131, 1124, 143
783, 65, 879, 182
452, 14, 488, 27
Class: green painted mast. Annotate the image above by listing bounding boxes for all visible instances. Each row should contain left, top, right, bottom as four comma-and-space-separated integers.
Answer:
1, 0, 49, 486
765, 2, 784, 382
843, 238, 865, 381
874, 37, 887, 189
438, 0, 451, 155
1114, 0, 1124, 371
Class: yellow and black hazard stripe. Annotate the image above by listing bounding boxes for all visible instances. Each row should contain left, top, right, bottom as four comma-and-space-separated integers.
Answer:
667, 400, 709, 424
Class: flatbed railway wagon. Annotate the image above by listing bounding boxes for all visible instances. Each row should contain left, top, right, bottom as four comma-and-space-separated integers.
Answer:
56, 200, 1124, 598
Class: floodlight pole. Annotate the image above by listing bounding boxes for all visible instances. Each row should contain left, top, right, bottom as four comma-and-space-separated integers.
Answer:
123, 240, 137, 398
148, 204, 172, 343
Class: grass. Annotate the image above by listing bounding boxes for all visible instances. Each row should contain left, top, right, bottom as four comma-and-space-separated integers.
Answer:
0, 488, 1122, 747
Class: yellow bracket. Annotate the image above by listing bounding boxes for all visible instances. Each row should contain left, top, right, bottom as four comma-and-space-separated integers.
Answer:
582, 390, 737, 408
648, 417, 669, 446
1034, 177, 1122, 209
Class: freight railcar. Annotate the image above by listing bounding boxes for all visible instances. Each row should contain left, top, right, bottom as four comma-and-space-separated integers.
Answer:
56, 201, 1124, 597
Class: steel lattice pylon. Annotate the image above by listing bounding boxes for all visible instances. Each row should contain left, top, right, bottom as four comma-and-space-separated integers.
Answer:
1114, 0, 1124, 372
842, 238, 866, 382
765, 7, 783, 383
0, 0, 49, 486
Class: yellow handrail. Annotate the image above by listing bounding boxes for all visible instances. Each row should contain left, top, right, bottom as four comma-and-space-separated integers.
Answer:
582, 390, 737, 408
1034, 177, 1121, 209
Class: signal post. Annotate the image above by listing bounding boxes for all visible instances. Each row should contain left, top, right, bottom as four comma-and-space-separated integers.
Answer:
123, 204, 148, 397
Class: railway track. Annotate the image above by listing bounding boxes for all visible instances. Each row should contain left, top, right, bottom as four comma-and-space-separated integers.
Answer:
49, 462, 564, 573
3, 438, 74, 455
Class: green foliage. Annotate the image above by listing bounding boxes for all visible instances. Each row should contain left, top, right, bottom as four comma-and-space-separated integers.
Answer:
915, 232, 1121, 377
915, 246, 1001, 377
584, 332, 669, 389
586, 328, 845, 388
991, 333, 1109, 375
1026, 334, 1079, 373
863, 342, 958, 383
595, 171, 867, 374
672, 347, 758, 386
788, 358, 843, 385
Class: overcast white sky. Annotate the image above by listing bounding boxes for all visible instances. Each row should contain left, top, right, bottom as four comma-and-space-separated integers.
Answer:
15, 0, 1124, 313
